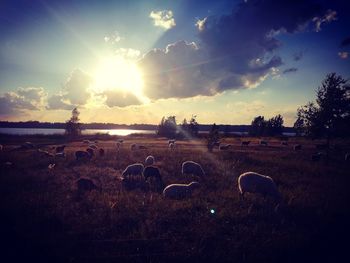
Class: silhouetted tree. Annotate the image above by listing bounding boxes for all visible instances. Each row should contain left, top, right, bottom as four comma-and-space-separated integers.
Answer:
265, 114, 284, 136
188, 115, 199, 137
207, 123, 220, 152
296, 73, 350, 141
65, 107, 81, 138
157, 116, 177, 138
249, 116, 266, 136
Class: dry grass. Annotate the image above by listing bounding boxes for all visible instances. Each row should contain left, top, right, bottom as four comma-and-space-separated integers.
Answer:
0, 135, 349, 262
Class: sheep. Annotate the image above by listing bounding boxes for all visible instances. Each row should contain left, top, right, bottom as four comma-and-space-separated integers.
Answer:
219, 144, 232, 150
38, 149, 54, 157
311, 152, 326, 161
130, 144, 139, 151
99, 148, 105, 157
238, 171, 281, 202
145, 155, 155, 166
168, 139, 176, 145
21, 142, 35, 149
182, 161, 205, 178
169, 142, 176, 150
75, 149, 93, 161
163, 182, 200, 199
75, 177, 98, 192
143, 166, 164, 192
138, 145, 148, 150
122, 163, 145, 179
213, 141, 221, 147
241, 141, 251, 146
55, 145, 66, 153
281, 141, 288, 146
259, 140, 268, 146
89, 144, 98, 149
55, 152, 66, 158
117, 139, 124, 143
83, 139, 90, 144
294, 144, 302, 151
116, 142, 122, 149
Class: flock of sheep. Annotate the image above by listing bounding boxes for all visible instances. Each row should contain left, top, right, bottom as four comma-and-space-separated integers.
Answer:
0, 137, 349, 204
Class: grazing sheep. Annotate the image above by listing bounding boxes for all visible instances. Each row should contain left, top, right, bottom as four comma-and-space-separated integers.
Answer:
117, 139, 124, 144
168, 139, 176, 144
82, 139, 90, 144
163, 182, 200, 199
130, 144, 139, 151
75, 150, 93, 161
55, 145, 66, 153
122, 163, 145, 179
89, 144, 98, 149
38, 149, 54, 157
238, 172, 281, 201
143, 166, 162, 181
281, 141, 288, 146
55, 152, 66, 158
182, 161, 205, 178
169, 142, 176, 150
260, 140, 268, 146
311, 152, 326, 161
219, 144, 232, 150
145, 155, 155, 166
99, 148, 105, 157
315, 143, 328, 150
241, 141, 251, 146
75, 178, 98, 192
294, 144, 302, 151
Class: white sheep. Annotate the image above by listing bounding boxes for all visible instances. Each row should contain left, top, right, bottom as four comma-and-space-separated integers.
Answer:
182, 161, 205, 178
238, 172, 281, 201
169, 142, 176, 150
145, 155, 155, 166
219, 144, 232, 150
122, 163, 145, 179
163, 182, 200, 199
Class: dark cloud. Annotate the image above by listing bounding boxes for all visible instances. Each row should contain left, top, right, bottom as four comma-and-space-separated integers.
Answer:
283, 67, 298, 74
293, 51, 304, 61
139, 0, 329, 100
0, 87, 46, 116
103, 90, 142, 107
340, 37, 350, 47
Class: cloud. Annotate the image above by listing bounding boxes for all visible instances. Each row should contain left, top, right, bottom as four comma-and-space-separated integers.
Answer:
0, 87, 46, 116
47, 69, 92, 110
283, 67, 298, 74
338, 51, 349, 59
103, 90, 142, 107
340, 37, 350, 47
312, 9, 337, 32
115, 48, 141, 59
104, 31, 122, 44
139, 0, 330, 100
293, 51, 304, 61
149, 10, 176, 30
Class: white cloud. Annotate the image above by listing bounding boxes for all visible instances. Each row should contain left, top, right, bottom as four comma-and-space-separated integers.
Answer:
115, 48, 141, 59
103, 90, 142, 107
313, 9, 337, 32
104, 31, 122, 44
338, 51, 348, 59
149, 10, 176, 30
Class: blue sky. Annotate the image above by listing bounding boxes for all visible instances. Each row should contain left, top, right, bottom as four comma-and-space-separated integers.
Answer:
0, 0, 349, 125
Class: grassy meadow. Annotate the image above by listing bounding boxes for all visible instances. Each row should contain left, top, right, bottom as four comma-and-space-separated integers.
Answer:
0, 134, 349, 262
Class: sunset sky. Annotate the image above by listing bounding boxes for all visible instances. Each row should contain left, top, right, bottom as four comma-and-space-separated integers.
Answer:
0, 0, 349, 126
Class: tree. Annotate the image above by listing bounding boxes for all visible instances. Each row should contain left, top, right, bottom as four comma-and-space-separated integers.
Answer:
296, 73, 350, 140
188, 115, 199, 137
157, 116, 177, 138
249, 116, 266, 136
207, 123, 220, 152
65, 107, 81, 138
265, 114, 284, 136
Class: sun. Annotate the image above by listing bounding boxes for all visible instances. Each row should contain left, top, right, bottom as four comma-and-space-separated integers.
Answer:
93, 56, 144, 96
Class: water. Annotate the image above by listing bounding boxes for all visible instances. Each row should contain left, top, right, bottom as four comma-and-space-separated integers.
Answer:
0, 128, 156, 136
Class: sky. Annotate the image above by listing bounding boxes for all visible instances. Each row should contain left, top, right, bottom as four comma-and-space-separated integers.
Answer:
0, 0, 349, 126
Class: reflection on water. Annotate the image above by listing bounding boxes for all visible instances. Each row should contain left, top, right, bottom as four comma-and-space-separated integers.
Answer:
0, 128, 156, 136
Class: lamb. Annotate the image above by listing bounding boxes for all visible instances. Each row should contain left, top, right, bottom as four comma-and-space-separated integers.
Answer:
294, 144, 302, 151
99, 148, 105, 157
145, 155, 155, 166
241, 141, 251, 146
169, 142, 176, 150
260, 140, 268, 146
163, 182, 200, 199
182, 161, 205, 178
55, 145, 66, 153
75, 149, 93, 161
238, 172, 281, 201
219, 144, 232, 150
122, 163, 145, 179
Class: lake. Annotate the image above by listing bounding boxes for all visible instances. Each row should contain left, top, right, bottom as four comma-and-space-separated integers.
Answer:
0, 128, 156, 136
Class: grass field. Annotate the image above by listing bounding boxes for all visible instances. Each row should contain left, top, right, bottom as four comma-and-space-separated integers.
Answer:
0, 135, 349, 262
